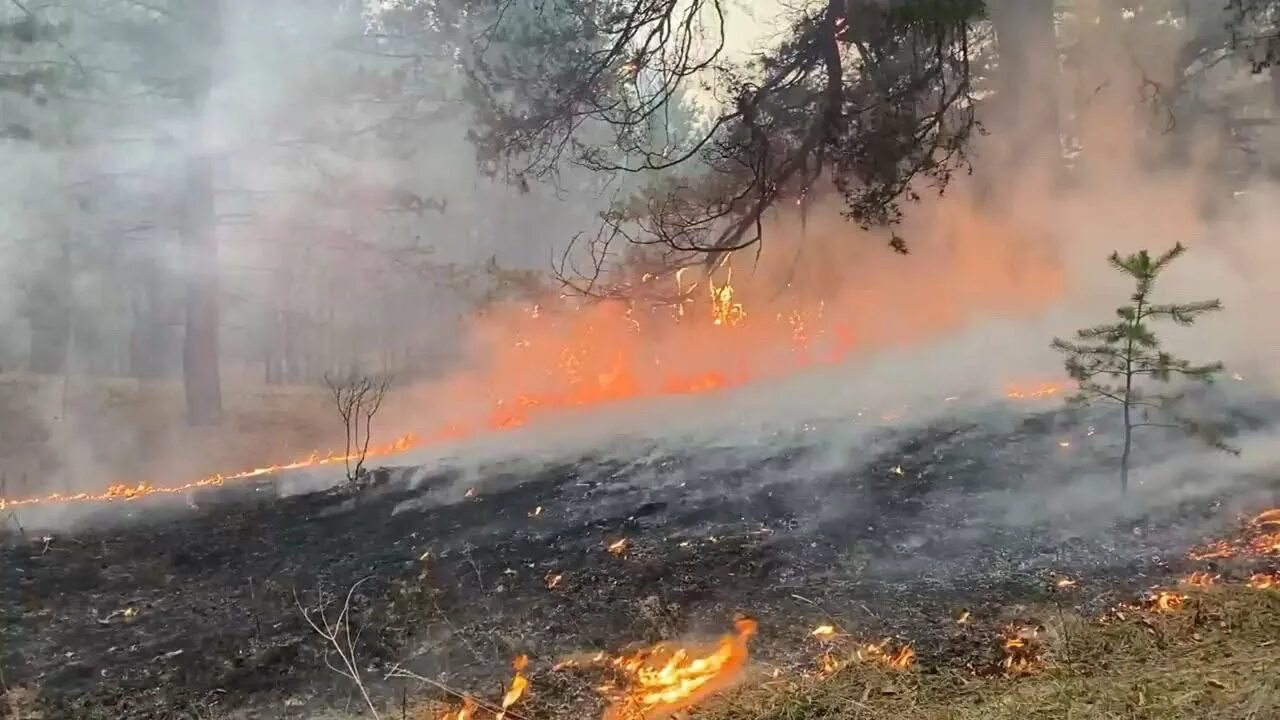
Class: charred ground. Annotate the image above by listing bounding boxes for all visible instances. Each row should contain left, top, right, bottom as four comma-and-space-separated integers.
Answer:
3, 394, 1279, 719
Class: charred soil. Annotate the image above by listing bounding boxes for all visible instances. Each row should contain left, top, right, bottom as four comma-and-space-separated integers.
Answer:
2, 400, 1278, 719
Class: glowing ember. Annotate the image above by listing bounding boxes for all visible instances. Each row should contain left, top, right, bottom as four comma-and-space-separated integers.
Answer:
529, 506, 544, 518
495, 655, 529, 720
606, 538, 629, 556
810, 625, 837, 640
956, 610, 971, 624
544, 571, 564, 590
599, 618, 757, 720
857, 639, 915, 670
1181, 571, 1219, 588
1188, 540, 1236, 561
1053, 576, 1078, 589
999, 625, 1043, 676
464, 487, 477, 498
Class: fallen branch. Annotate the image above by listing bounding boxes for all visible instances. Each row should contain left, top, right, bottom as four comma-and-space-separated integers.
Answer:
296, 577, 381, 719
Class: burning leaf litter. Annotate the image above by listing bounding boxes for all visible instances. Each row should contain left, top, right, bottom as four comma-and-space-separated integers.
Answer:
998, 625, 1044, 677
556, 618, 757, 720
606, 538, 629, 556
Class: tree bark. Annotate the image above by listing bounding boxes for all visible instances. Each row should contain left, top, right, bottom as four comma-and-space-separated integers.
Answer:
181, 0, 223, 425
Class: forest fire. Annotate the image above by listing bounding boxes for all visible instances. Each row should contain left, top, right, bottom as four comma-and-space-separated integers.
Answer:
0, 250, 1075, 518
591, 618, 757, 720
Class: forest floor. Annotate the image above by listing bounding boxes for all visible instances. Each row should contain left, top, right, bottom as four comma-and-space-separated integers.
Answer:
2, 399, 1278, 719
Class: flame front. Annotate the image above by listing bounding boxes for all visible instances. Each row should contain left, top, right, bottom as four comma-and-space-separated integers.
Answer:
600, 618, 757, 720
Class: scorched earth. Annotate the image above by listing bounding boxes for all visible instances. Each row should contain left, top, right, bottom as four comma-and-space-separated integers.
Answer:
3, 390, 1279, 719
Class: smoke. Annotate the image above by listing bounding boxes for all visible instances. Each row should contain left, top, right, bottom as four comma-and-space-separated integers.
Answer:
3, 0, 1279, 529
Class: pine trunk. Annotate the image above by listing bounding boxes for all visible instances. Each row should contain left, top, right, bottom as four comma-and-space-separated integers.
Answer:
181, 0, 223, 426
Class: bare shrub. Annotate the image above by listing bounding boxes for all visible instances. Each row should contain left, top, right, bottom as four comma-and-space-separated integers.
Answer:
323, 373, 391, 483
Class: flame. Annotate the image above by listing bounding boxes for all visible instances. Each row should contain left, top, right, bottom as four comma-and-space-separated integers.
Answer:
439, 696, 477, 720
1247, 572, 1277, 590
1146, 590, 1186, 613
495, 655, 529, 720
857, 639, 915, 670
607, 538, 629, 556
529, 506, 543, 518
0, 433, 418, 513
998, 625, 1043, 676
544, 571, 564, 590
4, 236, 1067, 514
1003, 382, 1066, 400
1254, 509, 1280, 527
810, 624, 837, 640
1181, 571, 1219, 588
600, 618, 757, 720
1053, 576, 1078, 589
956, 610, 971, 624
709, 270, 746, 328
1187, 507, 1280, 560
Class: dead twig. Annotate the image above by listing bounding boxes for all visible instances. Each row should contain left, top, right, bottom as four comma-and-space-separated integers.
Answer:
295, 577, 381, 719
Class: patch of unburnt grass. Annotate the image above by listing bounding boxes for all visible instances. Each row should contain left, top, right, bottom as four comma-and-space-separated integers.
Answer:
697, 585, 1280, 720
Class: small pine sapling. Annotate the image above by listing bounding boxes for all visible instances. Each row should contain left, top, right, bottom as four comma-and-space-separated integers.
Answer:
1051, 243, 1231, 493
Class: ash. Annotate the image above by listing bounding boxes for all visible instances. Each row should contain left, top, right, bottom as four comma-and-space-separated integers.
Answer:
3, 394, 1278, 719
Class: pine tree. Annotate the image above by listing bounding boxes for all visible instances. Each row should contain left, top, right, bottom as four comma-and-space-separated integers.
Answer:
1051, 243, 1229, 493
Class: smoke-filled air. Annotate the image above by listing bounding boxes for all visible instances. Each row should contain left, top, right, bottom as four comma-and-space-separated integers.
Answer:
3, 2, 1280, 719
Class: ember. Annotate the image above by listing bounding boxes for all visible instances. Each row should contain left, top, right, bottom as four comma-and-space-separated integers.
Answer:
606, 538, 629, 556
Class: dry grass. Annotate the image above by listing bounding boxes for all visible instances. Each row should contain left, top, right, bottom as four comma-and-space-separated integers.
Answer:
698, 586, 1280, 720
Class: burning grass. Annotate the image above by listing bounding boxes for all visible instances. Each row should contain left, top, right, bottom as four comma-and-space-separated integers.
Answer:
697, 586, 1280, 720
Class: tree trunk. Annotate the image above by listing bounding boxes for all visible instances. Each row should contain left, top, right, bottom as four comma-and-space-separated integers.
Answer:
182, 153, 222, 425
181, 0, 223, 426
1120, 401, 1132, 494
28, 242, 71, 375
988, 0, 1060, 169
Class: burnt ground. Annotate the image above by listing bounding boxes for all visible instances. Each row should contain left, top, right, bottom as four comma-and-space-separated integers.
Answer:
3, 395, 1279, 720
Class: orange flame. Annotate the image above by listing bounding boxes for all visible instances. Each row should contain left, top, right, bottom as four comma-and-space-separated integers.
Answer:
1146, 590, 1186, 613
607, 538, 629, 556
1247, 572, 1277, 590
810, 625, 837, 640
0, 433, 418, 513
1181, 571, 1219, 588
439, 696, 477, 720
495, 655, 529, 720
857, 639, 915, 670
1187, 507, 1280, 561
999, 625, 1043, 676
600, 618, 757, 720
